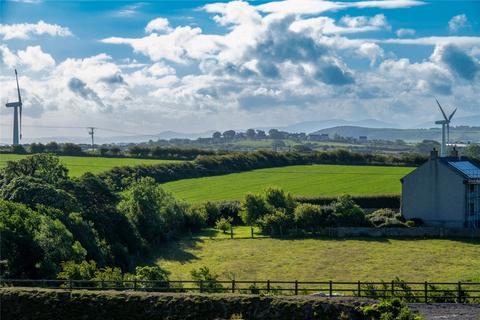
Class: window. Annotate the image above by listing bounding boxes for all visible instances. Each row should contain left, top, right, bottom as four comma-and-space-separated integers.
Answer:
470, 203, 475, 215
470, 184, 475, 193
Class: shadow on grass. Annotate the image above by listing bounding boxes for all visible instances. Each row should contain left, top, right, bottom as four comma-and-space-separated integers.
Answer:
145, 227, 480, 265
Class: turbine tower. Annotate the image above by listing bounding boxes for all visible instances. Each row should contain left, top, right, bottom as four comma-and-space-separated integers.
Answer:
434, 98, 457, 157
5, 69, 23, 145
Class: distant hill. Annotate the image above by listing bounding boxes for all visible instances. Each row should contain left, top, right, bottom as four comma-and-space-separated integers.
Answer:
415, 114, 480, 128
311, 126, 480, 143
258, 118, 397, 134
1, 130, 215, 144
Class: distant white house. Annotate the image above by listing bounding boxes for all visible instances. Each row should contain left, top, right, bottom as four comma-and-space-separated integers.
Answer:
401, 149, 480, 228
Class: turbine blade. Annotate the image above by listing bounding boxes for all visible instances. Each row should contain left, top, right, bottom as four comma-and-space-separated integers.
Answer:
15, 69, 22, 104
449, 108, 457, 121
435, 98, 448, 121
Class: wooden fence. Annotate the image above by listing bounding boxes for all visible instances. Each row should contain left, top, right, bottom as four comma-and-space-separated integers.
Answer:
1, 279, 480, 303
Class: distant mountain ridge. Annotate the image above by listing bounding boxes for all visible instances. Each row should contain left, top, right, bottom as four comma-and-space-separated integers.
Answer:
311, 126, 480, 143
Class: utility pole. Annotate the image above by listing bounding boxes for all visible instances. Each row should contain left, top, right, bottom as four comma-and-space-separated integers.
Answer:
88, 127, 96, 153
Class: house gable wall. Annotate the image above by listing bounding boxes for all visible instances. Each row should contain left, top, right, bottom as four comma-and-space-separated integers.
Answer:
402, 159, 465, 227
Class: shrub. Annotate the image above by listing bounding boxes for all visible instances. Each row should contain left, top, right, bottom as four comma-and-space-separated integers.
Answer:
294, 204, 327, 231
368, 208, 407, 228
204, 201, 221, 226
332, 195, 371, 227
295, 195, 401, 209
257, 210, 293, 237
134, 265, 170, 289
184, 205, 208, 232
264, 186, 296, 214
190, 266, 224, 293
215, 217, 233, 234
241, 193, 271, 226
362, 299, 423, 320
217, 200, 242, 225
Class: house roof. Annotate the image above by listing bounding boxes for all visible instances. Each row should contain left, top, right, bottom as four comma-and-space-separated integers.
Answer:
441, 158, 480, 180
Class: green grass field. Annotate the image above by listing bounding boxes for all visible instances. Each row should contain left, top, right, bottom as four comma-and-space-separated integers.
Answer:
156, 227, 480, 282
0, 154, 181, 177
162, 164, 414, 202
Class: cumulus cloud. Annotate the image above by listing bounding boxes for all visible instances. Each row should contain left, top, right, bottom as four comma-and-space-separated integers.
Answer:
0, 20, 72, 40
448, 14, 468, 33
68, 77, 109, 110
17, 46, 55, 71
396, 28, 415, 37
145, 17, 171, 33
357, 43, 384, 66
0, 45, 55, 71
101, 26, 223, 64
290, 14, 389, 35
432, 45, 479, 80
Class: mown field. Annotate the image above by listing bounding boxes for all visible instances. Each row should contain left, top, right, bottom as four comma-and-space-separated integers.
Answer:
0, 154, 181, 177
157, 227, 480, 282
162, 164, 414, 202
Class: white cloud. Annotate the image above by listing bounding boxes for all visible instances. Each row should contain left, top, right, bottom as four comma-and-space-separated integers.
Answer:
0, 20, 72, 40
113, 3, 145, 17
448, 14, 468, 33
9, 0, 42, 3
0, 45, 18, 68
291, 14, 389, 35
145, 17, 171, 33
256, 0, 425, 15
357, 43, 384, 66
17, 46, 55, 71
102, 26, 224, 64
380, 36, 480, 47
0, 45, 55, 71
396, 28, 415, 37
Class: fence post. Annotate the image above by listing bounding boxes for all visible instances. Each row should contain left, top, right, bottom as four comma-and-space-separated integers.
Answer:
199, 280, 203, 293
230, 226, 233, 239
101, 280, 105, 289
267, 280, 270, 293
134, 279, 137, 291
251, 227, 254, 239
358, 281, 361, 297
424, 281, 428, 303
458, 282, 462, 303
391, 280, 395, 297
69, 279, 73, 290
294, 280, 298, 295
232, 280, 235, 293
329, 281, 333, 297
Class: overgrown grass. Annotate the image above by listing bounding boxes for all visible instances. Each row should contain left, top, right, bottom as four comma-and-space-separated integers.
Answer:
161, 164, 413, 202
0, 154, 182, 177
156, 226, 480, 282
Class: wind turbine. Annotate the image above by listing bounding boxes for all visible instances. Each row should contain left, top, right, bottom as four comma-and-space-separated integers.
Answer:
5, 69, 23, 145
434, 98, 456, 157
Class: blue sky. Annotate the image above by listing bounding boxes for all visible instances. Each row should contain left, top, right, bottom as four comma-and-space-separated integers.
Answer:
0, 0, 479, 140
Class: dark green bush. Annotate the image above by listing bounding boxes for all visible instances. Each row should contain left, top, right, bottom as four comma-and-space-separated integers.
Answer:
295, 195, 401, 209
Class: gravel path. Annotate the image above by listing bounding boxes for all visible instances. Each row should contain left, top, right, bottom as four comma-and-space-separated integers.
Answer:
409, 303, 480, 320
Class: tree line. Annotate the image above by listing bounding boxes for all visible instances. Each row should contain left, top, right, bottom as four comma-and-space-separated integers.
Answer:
100, 149, 427, 191
2, 143, 218, 160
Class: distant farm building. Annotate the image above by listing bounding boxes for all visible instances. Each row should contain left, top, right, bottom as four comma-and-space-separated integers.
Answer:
401, 149, 480, 228
309, 133, 329, 141
358, 136, 368, 143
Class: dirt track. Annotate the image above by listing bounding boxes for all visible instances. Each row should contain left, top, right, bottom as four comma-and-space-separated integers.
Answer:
409, 303, 480, 320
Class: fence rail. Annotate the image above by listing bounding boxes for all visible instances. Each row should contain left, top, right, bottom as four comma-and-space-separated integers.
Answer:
1, 279, 480, 303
